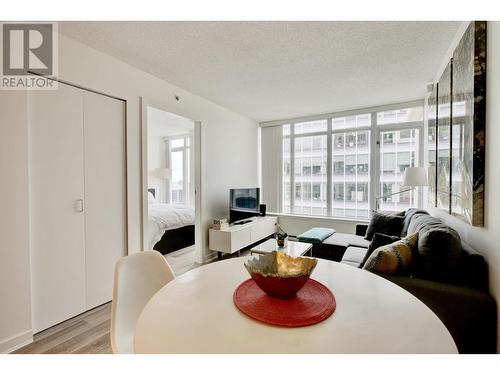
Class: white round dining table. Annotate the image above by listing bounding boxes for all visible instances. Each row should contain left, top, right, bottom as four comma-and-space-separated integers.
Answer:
134, 257, 458, 354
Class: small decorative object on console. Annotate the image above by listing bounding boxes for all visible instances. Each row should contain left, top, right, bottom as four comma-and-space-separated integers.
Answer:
212, 218, 229, 230
275, 223, 288, 248
244, 251, 317, 299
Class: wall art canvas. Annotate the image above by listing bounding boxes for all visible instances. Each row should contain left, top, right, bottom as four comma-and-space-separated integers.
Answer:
436, 61, 452, 213
427, 84, 438, 208
451, 21, 486, 226
427, 21, 486, 227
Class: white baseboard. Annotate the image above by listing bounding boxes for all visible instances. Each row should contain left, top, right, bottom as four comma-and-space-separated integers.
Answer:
0, 330, 33, 353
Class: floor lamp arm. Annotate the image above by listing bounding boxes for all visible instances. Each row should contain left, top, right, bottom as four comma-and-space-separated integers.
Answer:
374, 187, 415, 211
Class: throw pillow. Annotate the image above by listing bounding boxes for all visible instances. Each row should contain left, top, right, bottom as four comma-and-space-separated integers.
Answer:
416, 227, 462, 282
364, 211, 405, 241
404, 213, 462, 282
359, 232, 400, 268
362, 233, 418, 274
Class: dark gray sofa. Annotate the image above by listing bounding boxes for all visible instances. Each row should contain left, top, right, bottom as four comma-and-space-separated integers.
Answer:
309, 209, 497, 354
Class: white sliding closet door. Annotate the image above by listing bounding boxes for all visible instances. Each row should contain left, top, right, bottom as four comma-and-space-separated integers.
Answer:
30, 83, 127, 333
83, 91, 126, 309
29, 84, 87, 333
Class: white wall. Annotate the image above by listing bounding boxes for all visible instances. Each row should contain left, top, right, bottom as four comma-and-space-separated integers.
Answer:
0, 92, 33, 352
0, 31, 258, 352
147, 130, 166, 202
425, 21, 500, 352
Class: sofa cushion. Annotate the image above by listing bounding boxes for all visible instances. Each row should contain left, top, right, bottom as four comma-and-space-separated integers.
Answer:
360, 232, 400, 268
406, 212, 442, 235
363, 233, 418, 275
340, 260, 360, 268
364, 211, 405, 240
341, 246, 368, 267
406, 213, 462, 282
418, 228, 462, 282
297, 227, 336, 244
401, 208, 429, 236
322, 232, 370, 249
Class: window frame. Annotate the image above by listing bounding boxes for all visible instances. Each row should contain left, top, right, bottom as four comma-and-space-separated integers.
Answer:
263, 100, 424, 219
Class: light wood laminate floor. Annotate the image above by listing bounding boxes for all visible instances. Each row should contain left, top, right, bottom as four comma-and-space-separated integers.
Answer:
14, 248, 200, 354
13, 303, 112, 354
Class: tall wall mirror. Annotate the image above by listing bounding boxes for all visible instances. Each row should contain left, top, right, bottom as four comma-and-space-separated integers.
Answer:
141, 99, 202, 271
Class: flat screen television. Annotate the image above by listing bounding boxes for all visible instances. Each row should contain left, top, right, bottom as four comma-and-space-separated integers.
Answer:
229, 188, 260, 223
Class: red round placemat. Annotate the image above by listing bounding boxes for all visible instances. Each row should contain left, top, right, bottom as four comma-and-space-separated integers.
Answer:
233, 278, 336, 327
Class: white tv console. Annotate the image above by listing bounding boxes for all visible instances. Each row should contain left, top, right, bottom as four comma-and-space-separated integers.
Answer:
209, 216, 277, 259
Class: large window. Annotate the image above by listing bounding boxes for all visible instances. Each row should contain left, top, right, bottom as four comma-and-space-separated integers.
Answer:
273, 102, 423, 219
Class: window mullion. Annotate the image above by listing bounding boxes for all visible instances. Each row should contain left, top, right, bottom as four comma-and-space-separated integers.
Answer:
165, 139, 172, 204
376, 121, 423, 130
395, 133, 399, 211
370, 111, 378, 213
294, 130, 328, 138
418, 126, 424, 209
183, 146, 188, 205
277, 131, 284, 213
185, 137, 190, 205
326, 118, 332, 217
290, 123, 295, 214
331, 125, 371, 135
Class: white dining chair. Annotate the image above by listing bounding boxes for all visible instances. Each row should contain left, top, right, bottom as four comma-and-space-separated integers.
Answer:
110, 250, 175, 354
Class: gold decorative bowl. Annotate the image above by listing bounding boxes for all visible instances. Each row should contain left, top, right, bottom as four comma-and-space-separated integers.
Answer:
244, 251, 318, 299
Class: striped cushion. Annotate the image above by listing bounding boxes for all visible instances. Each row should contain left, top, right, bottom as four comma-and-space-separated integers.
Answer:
362, 233, 418, 274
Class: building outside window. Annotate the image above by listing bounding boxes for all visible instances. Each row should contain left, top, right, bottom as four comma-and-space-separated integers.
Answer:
383, 132, 394, 145
313, 184, 321, 200
333, 157, 344, 175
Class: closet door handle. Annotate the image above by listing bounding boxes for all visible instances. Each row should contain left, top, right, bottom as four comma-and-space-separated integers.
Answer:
75, 199, 84, 213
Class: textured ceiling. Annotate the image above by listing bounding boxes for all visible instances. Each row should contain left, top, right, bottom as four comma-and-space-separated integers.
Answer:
59, 21, 461, 122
